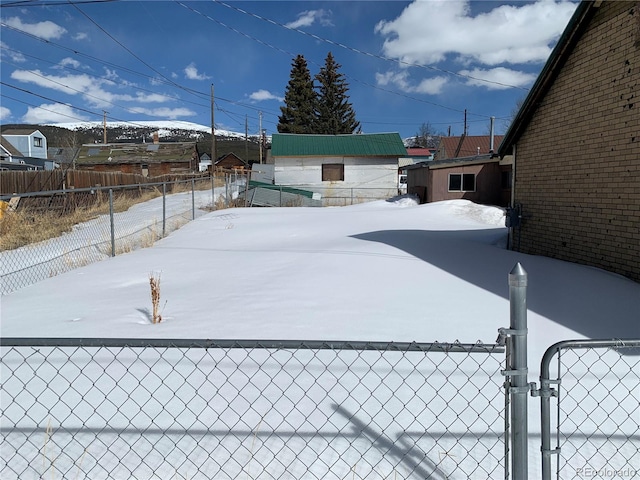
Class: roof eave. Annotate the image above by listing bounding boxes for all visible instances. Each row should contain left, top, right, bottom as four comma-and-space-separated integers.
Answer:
498, 0, 597, 157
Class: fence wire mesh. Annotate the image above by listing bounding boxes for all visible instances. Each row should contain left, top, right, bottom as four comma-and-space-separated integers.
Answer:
539, 340, 640, 480
1, 339, 506, 480
0, 178, 216, 295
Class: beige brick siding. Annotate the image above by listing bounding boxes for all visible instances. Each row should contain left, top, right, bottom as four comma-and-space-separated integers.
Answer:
514, 1, 640, 281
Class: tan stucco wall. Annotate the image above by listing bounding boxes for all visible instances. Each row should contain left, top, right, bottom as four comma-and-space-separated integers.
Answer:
513, 1, 640, 281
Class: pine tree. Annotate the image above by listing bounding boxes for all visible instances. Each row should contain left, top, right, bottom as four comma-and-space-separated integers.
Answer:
277, 55, 317, 134
314, 52, 360, 135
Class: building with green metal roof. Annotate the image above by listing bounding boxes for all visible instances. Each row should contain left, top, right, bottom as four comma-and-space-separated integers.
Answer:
271, 133, 407, 157
267, 133, 408, 205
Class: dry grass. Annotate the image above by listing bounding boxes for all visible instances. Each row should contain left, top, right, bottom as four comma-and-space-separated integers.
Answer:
0, 188, 162, 251
149, 272, 162, 324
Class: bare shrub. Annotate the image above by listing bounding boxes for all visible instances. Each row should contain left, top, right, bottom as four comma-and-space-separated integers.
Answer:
149, 272, 162, 324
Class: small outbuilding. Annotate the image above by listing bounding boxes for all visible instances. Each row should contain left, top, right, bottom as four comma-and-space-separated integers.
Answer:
269, 133, 407, 204
407, 135, 512, 206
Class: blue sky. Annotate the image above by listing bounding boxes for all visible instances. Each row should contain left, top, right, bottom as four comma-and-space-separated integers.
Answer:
0, 0, 579, 139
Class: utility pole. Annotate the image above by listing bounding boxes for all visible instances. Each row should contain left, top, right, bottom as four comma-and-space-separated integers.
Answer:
245, 115, 249, 163
102, 110, 108, 144
463, 109, 468, 136
259, 111, 263, 164
211, 84, 216, 172
490, 116, 495, 153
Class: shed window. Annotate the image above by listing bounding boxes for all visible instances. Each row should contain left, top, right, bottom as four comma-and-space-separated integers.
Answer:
33, 137, 43, 147
322, 164, 344, 182
449, 173, 475, 192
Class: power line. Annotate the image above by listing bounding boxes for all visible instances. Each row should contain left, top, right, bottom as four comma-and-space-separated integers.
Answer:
174, 0, 493, 119
0, 0, 119, 6
213, 0, 529, 92
0, 27, 282, 127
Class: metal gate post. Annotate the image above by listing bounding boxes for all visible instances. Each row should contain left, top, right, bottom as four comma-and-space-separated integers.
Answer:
509, 263, 528, 479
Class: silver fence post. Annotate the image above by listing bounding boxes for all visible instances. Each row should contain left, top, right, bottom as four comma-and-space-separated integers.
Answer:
191, 178, 195, 220
109, 188, 115, 257
280, 186, 283, 207
162, 183, 166, 238
509, 262, 528, 479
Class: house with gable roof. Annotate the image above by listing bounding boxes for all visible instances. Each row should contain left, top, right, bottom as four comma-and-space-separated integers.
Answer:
498, 0, 639, 282
268, 133, 407, 204
1, 130, 58, 171
1, 128, 48, 159
406, 134, 512, 206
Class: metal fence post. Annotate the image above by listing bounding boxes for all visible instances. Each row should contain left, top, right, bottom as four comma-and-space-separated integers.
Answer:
109, 188, 115, 257
162, 183, 166, 238
509, 262, 528, 479
191, 178, 195, 220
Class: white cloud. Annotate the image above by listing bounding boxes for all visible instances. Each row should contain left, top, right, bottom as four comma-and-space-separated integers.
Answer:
248, 89, 284, 102
459, 67, 537, 90
11, 69, 104, 96
0, 41, 26, 63
57, 57, 82, 69
285, 9, 333, 29
0, 106, 11, 121
21, 103, 88, 123
376, 70, 448, 95
135, 93, 173, 103
128, 107, 196, 119
73, 32, 88, 41
11, 69, 172, 109
375, 0, 578, 66
4, 16, 67, 40
184, 63, 210, 81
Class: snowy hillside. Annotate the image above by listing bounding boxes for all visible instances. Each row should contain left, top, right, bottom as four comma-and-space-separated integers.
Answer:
47, 120, 252, 141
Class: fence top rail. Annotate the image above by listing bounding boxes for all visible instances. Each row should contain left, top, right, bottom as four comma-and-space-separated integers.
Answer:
0, 337, 505, 353
0, 178, 211, 201
540, 338, 640, 379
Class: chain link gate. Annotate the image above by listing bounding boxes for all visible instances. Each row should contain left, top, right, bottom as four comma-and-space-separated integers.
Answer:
533, 339, 640, 480
1, 338, 507, 479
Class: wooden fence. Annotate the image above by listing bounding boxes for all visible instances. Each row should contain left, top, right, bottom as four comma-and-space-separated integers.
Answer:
1, 170, 210, 195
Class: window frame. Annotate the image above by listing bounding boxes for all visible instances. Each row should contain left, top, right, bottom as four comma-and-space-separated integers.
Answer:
33, 137, 43, 148
448, 173, 476, 192
322, 163, 345, 182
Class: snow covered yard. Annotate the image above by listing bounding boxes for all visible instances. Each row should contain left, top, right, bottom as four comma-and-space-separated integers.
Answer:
1, 196, 638, 479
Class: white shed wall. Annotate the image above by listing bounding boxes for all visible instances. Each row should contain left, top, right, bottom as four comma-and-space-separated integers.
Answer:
274, 156, 398, 188
273, 156, 400, 205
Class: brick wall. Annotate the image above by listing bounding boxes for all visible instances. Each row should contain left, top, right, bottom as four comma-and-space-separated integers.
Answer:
514, 1, 640, 281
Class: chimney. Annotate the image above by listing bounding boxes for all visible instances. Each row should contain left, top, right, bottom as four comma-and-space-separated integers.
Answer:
153, 131, 159, 144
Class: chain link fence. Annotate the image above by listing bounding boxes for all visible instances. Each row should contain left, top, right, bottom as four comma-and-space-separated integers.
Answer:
0, 339, 507, 480
0, 177, 223, 294
536, 339, 640, 480
243, 183, 402, 207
